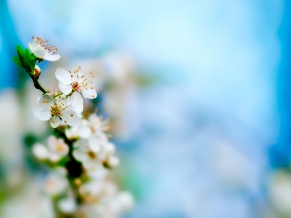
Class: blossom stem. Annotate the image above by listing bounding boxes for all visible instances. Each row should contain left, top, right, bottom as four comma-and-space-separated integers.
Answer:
30, 73, 47, 94
53, 92, 63, 99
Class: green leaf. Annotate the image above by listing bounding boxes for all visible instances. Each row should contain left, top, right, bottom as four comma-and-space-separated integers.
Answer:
30, 53, 37, 71
12, 57, 23, 68
23, 49, 33, 72
58, 157, 67, 167
16, 45, 24, 64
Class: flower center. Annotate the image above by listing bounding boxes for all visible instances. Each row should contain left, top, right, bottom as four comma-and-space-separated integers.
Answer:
50, 105, 62, 117
56, 143, 65, 151
87, 151, 97, 159
72, 82, 81, 92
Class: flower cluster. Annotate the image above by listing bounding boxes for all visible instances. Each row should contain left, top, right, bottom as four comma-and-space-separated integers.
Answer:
13, 37, 133, 217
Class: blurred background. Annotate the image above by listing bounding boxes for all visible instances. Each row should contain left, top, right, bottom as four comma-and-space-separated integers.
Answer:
0, 0, 290, 217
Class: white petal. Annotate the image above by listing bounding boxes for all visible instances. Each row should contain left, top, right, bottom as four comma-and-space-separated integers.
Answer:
116, 192, 134, 212
55, 68, 72, 84
75, 138, 90, 152
108, 156, 119, 167
33, 106, 51, 121
47, 135, 58, 149
58, 198, 76, 213
38, 94, 54, 106
58, 82, 72, 95
77, 121, 91, 138
103, 142, 116, 155
87, 163, 108, 180
32, 46, 47, 58
88, 135, 102, 152
82, 159, 98, 170
73, 149, 88, 162
65, 127, 79, 139
81, 87, 97, 99
44, 54, 61, 62
48, 136, 68, 156
50, 116, 61, 128
49, 154, 62, 163
69, 92, 83, 113
32, 143, 49, 160
62, 109, 81, 127
28, 43, 35, 53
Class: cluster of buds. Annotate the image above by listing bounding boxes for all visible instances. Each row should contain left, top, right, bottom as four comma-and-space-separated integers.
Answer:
13, 37, 133, 217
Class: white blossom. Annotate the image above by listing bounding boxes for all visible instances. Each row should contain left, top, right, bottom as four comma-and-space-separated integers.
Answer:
32, 143, 49, 160
32, 136, 68, 162
28, 36, 61, 61
86, 162, 109, 180
58, 198, 76, 214
73, 139, 101, 169
114, 192, 134, 213
107, 156, 120, 168
48, 136, 69, 162
55, 67, 97, 113
45, 168, 68, 196
33, 93, 81, 128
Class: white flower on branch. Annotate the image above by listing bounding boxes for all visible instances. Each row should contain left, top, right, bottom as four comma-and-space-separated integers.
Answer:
32, 135, 69, 162
45, 168, 68, 196
86, 162, 109, 180
55, 67, 97, 113
73, 138, 102, 169
33, 94, 81, 128
77, 114, 110, 139
58, 197, 77, 214
28, 36, 61, 61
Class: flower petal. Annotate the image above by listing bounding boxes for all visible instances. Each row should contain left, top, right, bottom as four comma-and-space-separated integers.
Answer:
28, 42, 35, 53
88, 135, 102, 152
32, 46, 47, 58
73, 149, 89, 162
58, 82, 72, 95
81, 87, 97, 99
38, 94, 54, 106
69, 92, 83, 113
62, 109, 81, 127
55, 68, 71, 84
32, 143, 49, 160
87, 162, 108, 180
50, 116, 61, 128
33, 106, 51, 121
77, 121, 91, 138
44, 54, 61, 62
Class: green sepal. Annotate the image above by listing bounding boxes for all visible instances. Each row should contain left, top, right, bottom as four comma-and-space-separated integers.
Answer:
23, 49, 32, 72
13, 45, 37, 74
16, 45, 24, 64
12, 57, 22, 68
58, 157, 68, 167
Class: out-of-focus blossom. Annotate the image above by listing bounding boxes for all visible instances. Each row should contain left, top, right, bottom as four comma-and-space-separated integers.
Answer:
73, 138, 101, 169
268, 170, 291, 216
45, 168, 69, 196
32, 135, 69, 162
58, 197, 77, 214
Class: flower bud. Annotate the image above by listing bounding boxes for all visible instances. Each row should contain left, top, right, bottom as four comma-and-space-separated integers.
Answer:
34, 65, 41, 76
108, 156, 119, 168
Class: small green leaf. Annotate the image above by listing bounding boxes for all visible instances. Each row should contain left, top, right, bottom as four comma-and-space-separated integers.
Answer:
12, 57, 23, 68
58, 157, 67, 167
30, 53, 37, 71
23, 49, 33, 72
16, 45, 25, 64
